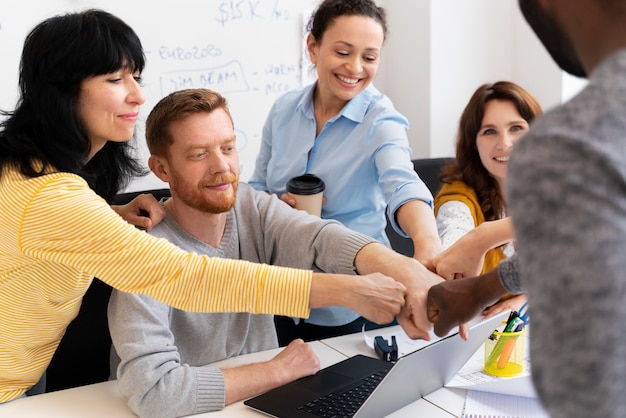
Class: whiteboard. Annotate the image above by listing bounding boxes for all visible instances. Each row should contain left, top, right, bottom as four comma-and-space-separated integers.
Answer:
0, 0, 318, 191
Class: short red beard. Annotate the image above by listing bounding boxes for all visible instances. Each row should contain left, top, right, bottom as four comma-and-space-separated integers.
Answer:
170, 173, 238, 214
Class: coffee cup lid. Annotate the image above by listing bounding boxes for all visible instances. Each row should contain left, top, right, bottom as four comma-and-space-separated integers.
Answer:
286, 174, 325, 195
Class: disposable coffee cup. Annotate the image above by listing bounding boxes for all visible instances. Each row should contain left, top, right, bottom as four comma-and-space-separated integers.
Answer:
286, 174, 325, 217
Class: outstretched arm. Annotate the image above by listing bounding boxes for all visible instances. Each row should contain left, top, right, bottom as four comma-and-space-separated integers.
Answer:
433, 217, 514, 280
353, 242, 445, 340
396, 200, 443, 271
309, 271, 407, 325
427, 268, 508, 337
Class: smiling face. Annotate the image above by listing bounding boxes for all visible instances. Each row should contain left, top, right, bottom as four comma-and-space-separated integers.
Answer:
77, 69, 145, 160
476, 99, 530, 187
152, 109, 239, 214
307, 14, 384, 108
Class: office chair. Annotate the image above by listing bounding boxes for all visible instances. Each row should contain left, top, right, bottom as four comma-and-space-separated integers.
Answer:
411, 157, 453, 196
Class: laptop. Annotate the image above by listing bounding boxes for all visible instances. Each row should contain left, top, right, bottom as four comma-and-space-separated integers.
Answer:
245, 311, 508, 418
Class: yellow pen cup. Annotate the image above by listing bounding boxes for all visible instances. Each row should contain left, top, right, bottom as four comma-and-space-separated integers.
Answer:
484, 327, 525, 377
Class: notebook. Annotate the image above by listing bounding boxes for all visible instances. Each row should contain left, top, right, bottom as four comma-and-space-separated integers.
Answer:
462, 390, 550, 418
244, 311, 508, 418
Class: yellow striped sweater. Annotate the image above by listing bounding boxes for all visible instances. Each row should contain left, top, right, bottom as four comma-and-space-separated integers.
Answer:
0, 165, 312, 402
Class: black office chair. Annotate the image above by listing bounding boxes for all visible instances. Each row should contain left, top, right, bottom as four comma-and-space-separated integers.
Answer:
385, 157, 453, 257
111, 188, 172, 207
412, 157, 453, 196
45, 188, 171, 392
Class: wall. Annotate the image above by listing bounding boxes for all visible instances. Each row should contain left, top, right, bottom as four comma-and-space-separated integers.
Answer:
377, 0, 587, 159
0, 0, 318, 191
1, 0, 587, 191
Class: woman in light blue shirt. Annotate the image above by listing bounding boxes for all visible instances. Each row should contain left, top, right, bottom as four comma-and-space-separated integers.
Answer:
249, 0, 441, 343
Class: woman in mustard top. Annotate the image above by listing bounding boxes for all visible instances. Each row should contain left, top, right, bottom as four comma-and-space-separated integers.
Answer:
433, 81, 543, 318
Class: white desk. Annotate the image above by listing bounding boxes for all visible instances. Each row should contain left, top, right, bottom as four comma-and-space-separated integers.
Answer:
0, 330, 467, 417
0, 342, 340, 418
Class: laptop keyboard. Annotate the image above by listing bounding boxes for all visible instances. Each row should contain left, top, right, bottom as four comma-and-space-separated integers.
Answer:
297, 370, 389, 417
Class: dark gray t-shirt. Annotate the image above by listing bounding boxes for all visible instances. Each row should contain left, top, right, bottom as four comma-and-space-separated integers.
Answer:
502, 50, 626, 418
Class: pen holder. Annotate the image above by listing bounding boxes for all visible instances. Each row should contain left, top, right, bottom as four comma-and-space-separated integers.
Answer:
484, 327, 525, 377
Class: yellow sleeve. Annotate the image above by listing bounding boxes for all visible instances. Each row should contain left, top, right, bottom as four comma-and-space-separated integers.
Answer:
20, 174, 312, 318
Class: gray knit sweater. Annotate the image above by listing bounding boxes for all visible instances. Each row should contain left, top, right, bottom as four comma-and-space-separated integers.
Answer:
108, 183, 374, 417
500, 50, 626, 418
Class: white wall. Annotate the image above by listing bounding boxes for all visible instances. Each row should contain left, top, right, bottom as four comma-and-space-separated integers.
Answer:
1, 0, 588, 191
375, 0, 432, 156
429, 0, 516, 157
377, 0, 586, 159
0, 0, 320, 192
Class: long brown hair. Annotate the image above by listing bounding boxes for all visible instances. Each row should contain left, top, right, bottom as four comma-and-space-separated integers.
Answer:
440, 81, 543, 221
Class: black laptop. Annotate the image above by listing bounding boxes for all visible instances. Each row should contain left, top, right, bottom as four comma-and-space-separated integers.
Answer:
245, 312, 507, 418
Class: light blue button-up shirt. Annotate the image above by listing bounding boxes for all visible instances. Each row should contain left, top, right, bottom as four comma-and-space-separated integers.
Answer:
249, 83, 432, 326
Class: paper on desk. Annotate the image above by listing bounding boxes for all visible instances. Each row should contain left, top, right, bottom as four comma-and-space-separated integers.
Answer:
445, 329, 538, 398
362, 324, 538, 398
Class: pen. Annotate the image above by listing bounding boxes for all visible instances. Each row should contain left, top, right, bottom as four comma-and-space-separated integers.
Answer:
505, 310, 520, 329
518, 302, 529, 324
504, 315, 523, 332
